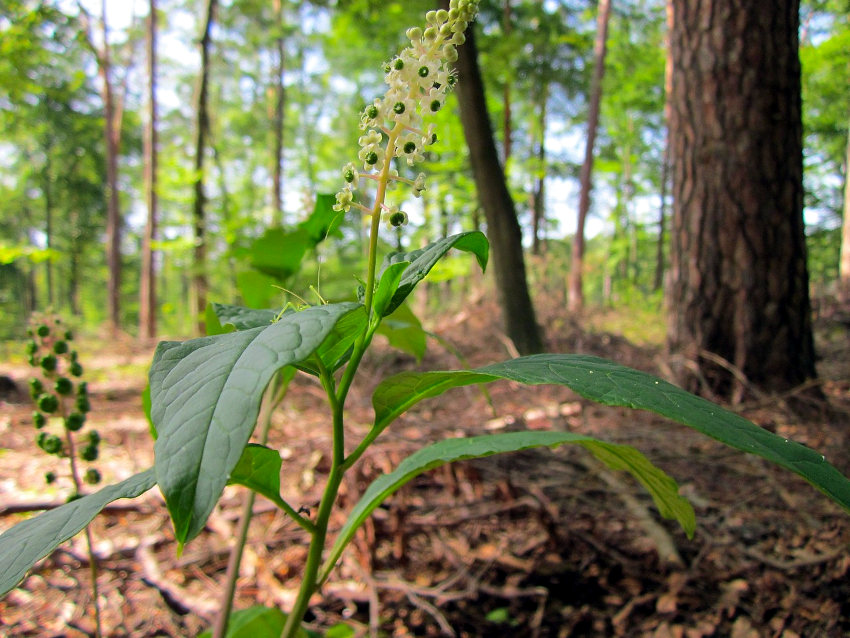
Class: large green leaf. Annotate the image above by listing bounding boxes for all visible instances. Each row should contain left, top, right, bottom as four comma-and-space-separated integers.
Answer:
379, 231, 488, 317
151, 302, 362, 547
371, 354, 850, 514
228, 444, 286, 509
0, 469, 156, 597
320, 433, 693, 583
206, 302, 280, 334
296, 304, 367, 375
250, 227, 310, 281
375, 302, 427, 362
299, 193, 344, 246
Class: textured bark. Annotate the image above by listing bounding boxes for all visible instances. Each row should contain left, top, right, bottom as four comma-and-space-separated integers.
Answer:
667, 0, 816, 400
454, 24, 543, 355
191, 0, 216, 335
654, 0, 674, 293
567, 0, 612, 314
140, 0, 158, 339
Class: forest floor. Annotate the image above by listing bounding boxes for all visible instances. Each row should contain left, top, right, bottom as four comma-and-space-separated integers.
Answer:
1, 296, 849, 637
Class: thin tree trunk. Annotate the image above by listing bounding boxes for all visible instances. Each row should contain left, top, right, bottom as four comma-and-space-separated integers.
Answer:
140, 0, 158, 339
271, 0, 286, 223
667, 0, 816, 401
839, 120, 850, 303
454, 20, 543, 355
78, 0, 124, 332
567, 0, 612, 314
191, 0, 216, 335
43, 155, 54, 308
654, 0, 673, 293
502, 0, 512, 167
531, 84, 548, 256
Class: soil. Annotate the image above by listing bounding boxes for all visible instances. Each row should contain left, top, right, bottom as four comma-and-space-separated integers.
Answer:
1, 298, 849, 637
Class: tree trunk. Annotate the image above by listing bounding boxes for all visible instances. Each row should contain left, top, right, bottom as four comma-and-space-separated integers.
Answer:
839, 121, 850, 303
667, 0, 816, 401
271, 0, 286, 223
191, 0, 216, 335
454, 21, 543, 355
567, 0, 612, 314
140, 0, 158, 339
531, 83, 548, 256
654, 0, 674, 293
501, 0, 512, 167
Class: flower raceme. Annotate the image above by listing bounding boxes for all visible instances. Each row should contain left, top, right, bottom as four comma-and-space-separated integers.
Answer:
333, 0, 480, 229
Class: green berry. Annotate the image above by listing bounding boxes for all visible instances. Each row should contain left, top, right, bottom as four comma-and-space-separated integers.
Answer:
26, 341, 38, 355
40, 354, 57, 372
36, 431, 47, 448
365, 151, 378, 165
64, 330, 73, 341
430, 99, 441, 112
393, 101, 405, 114
70, 361, 84, 377
65, 412, 85, 431
84, 469, 101, 485
66, 493, 82, 503
36, 325, 50, 338
389, 211, 408, 227
75, 396, 90, 413
366, 104, 379, 119
53, 340, 68, 355
80, 445, 98, 462
45, 471, 56, 484
43, 434, 63, 455
55, 377, 73, 396
88, 430, 100, 445
393, 58, 404, 70
418, 66, 429, 77
29, 378, 44, 400
33, 411, 47, 429
404, 141, 417, 154
37, 393, 59, 414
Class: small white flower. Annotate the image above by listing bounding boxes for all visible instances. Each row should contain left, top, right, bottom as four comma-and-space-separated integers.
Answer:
333, 186, 355, 213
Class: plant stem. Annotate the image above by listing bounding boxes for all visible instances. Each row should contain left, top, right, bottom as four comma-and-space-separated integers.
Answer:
64, 418, 102, 638
213, 374, 288, 638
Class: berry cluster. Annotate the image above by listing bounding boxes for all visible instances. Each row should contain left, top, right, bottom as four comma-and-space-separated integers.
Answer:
333, 0, 480, 231
27, 315, 101, 491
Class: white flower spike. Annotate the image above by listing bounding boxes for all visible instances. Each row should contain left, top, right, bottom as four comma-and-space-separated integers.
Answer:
334, 0, 480, 227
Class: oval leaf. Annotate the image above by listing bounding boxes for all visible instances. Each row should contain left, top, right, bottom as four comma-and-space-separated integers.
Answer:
370, 354, 850, 514
151, 302, 362, 547
0, 469, 156, 596
320, 432, 693, 583
379, 231, 488, 317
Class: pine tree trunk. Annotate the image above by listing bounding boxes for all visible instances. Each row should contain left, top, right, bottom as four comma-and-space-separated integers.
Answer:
667, 0, 816, 401
191, 0, 216, 335
454, 22, 543, 355
140, 0, 158, 339
567, 0, 612, 314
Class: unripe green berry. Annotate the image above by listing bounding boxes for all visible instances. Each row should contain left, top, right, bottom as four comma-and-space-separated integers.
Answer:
33, 411, 47, 429
36, 325, 50, 338
29, 378, 44, 400
404, 141, 417, 154
37, 393, 59, 414
54, 377, 73, 396
65, 412, 85, 432
393, 58, 404, 70
88, 430, 100, 445
80, 444, 98, 462
393, 101, 405, 114
430, 99, 442, 112
366, 104, 379, 119
365, 151, 378, 165
76, 396, 90, 413
36, 431, 47, 448
42, 434, 63, 455
70, 362, 84, 377
26, 341, 38, 356
389, 211, 408, 227
64, 330, 73, 341
84, 469, 101, 485
40, 354, 57, 372
418, 66, 429, 77
53, 340, 68, 355
45, 471, 56, 484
